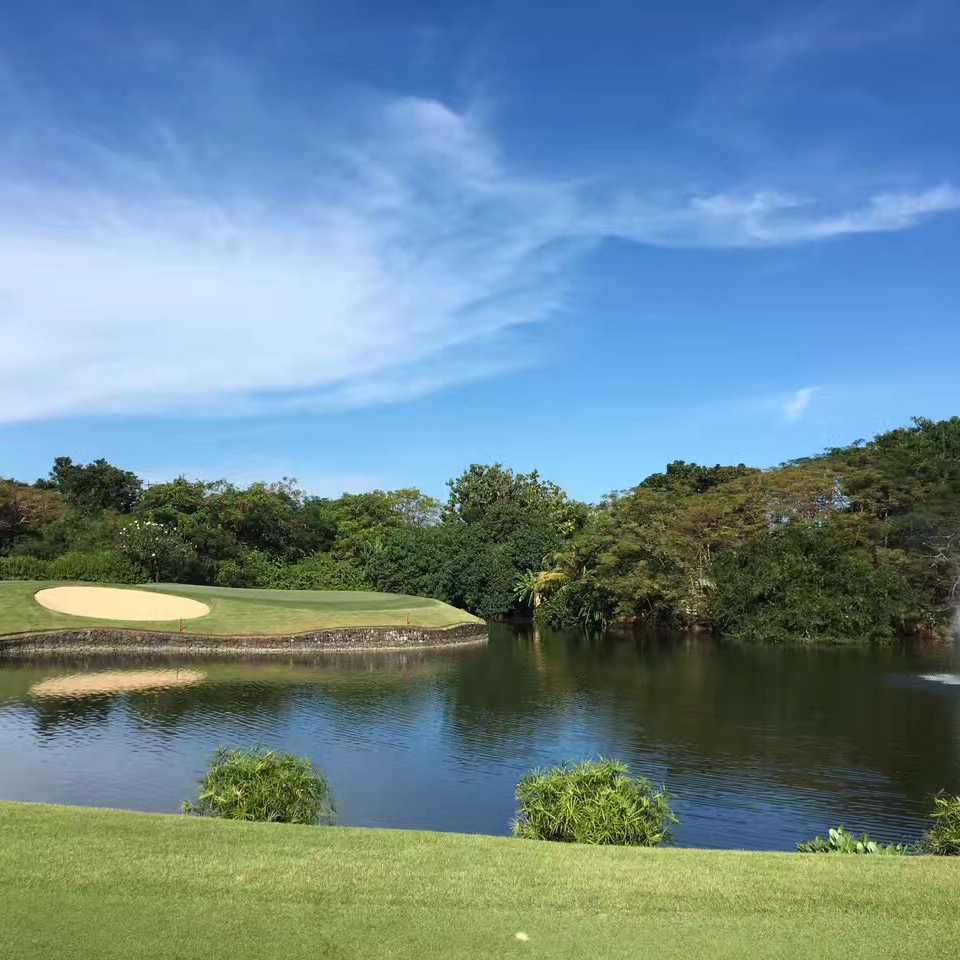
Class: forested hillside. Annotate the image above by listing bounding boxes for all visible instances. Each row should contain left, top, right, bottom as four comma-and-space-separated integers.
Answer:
3, 417, 958, 642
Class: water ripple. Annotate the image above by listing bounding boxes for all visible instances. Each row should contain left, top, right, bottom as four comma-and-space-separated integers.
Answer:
1, 633, 958, 849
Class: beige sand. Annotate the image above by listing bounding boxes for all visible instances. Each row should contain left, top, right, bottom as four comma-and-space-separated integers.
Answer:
34, 586, 210, 622
31, 668, 206, 698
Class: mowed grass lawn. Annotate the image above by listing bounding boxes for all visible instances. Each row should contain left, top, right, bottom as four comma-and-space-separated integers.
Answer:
2, 804, 959, 960
0, 581, 482, 636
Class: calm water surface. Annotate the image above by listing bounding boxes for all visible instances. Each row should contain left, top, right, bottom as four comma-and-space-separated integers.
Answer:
2, 625, 958, 850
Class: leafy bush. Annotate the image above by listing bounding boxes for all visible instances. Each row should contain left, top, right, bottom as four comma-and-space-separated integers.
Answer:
537, 580, 611, 630
920, 793, 960, 855
215, 549, 281, 588
0, 556, 50, 580
182, 746, 335, 824
0, 480, 65, 552
366, 506, 568, 621
275, 552, 368, 591
797, 826, 907, 855
364, 525, 458, 601
47, 550, 147, 584
118, 519, 194, 582
513, 759, 677, 846
708, 523, 908, 643
12, 506, 127, 562
453, 540, 519, 621
47, 456, 142, 513
215, 551, 367, 591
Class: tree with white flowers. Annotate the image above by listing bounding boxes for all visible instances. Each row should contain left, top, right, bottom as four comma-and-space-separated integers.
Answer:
118, 519, 191, 582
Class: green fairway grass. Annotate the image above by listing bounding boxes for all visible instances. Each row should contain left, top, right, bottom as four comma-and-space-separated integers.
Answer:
1, 803, 958, 960
0, 580, 482, 636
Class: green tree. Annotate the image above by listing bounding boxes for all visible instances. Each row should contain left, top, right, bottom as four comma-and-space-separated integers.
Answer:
445, 463, 585, 536
566, 460, 848, 626
640, 460, 759, 494
0, 481, 65, 552
14, 507, 127, 561
513, 570, 540, 608
214, 480, 307, 560
44, 457, 142, 513
708, 522, 908, 643
118, 519, 193, 582
328, 491, 407, 562
327, 488, 440, 563
390, 488, 443, 527
138, 476, 208, 526
364, 524, 460, 602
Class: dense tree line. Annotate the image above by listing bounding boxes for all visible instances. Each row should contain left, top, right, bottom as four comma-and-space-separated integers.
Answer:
2, 416, 959, 642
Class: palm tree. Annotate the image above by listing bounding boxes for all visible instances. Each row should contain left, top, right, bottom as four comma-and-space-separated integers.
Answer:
357, 536, 385, 569
513, 570, 540, 608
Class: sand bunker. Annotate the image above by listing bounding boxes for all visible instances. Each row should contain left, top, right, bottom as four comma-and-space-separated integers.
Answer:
31, 668, 206, 698
34, 586, 210, 622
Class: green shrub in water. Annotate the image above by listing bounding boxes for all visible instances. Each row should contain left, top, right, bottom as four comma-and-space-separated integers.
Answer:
797, 826, 907, 855
920, 793, 960, 856
536, 580, 612, 630
182, 746, 335, 824
513, 758, 677, 846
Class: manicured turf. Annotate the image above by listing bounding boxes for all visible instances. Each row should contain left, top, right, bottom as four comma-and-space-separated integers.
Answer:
0, 581, 482, 636
1, 803, 959, 960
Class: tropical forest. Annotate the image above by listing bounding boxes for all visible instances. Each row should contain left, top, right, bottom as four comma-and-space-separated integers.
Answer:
4, 415, 958, 644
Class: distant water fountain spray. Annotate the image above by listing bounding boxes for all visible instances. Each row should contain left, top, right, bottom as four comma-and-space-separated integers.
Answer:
921, 602, 960, 685
955, 602, 960, 677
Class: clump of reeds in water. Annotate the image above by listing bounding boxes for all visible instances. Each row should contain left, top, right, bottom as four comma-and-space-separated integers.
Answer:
182, 746, 335, 824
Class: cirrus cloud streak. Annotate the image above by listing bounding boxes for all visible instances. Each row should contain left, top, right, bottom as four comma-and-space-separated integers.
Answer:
0, 95, 957, 424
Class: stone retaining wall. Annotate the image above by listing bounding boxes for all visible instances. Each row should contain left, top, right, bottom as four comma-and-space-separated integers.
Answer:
0, 622, 488, 656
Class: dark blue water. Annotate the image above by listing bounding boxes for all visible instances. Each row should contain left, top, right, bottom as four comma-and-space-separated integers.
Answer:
1, 625, 958, 849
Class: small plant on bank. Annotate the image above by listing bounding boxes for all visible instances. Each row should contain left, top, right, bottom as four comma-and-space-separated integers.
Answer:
797, 826, 907, 855
513, 758, 677, 846
182, 746, 335, 824
920, 793, 960, 855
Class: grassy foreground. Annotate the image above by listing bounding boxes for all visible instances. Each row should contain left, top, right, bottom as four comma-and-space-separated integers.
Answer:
2, 804, 959, 959
0, 581, 482, 636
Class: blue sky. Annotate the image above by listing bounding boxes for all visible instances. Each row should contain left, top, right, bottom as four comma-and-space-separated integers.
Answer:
2, 0, 959, 501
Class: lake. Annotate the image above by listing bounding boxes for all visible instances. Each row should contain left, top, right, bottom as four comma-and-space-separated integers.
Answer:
1, 625, 958, 850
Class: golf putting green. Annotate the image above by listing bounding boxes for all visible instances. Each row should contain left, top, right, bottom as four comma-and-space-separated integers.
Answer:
0, 580, 484, 638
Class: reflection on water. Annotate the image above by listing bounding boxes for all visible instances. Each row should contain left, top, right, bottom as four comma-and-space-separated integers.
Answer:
1, 625, 958, 850
31, 669, 206, 698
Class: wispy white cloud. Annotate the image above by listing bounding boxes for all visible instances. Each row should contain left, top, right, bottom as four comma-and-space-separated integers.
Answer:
684, 1, 958, 174
783, 386, 822, 422
718, 0, 951, 77
599, 185, 960, 248
0, 86, 956, 424
0, 96, 580, 423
